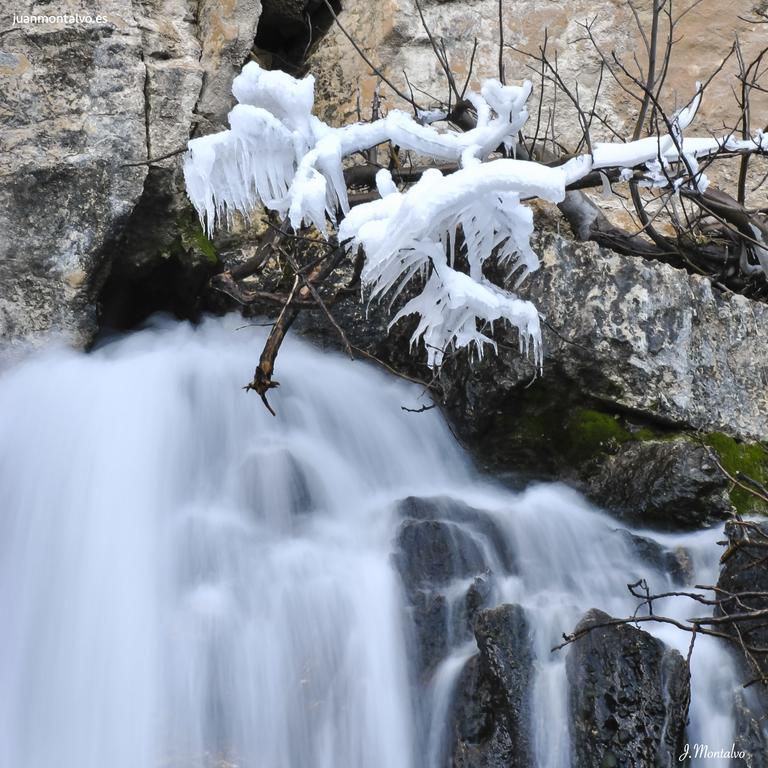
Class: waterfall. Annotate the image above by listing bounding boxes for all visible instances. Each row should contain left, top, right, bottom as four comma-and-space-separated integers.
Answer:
0, 317, 745, 767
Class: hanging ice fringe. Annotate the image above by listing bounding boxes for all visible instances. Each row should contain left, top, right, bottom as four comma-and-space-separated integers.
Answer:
184, 64, 764, 368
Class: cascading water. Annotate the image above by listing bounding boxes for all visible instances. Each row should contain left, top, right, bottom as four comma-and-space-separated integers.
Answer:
0, 317, 748, 767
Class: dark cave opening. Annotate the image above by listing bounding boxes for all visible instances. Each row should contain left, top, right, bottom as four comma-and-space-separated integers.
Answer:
254, 0, 342, 74
96, 168, 221, 334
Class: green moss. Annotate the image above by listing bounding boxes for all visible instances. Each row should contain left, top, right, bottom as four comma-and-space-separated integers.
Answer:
703, 432, 768, 514
174, 209, 219, 265
188, 226, 218, 263
478, 373, 673, 479
565, 409, 634, 461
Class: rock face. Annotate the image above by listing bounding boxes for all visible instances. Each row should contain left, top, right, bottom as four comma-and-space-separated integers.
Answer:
566, 608, 690, 767
309, 0, 767, 218
0, 5, 147, 346
442, 233, 768, 446
309, 1, 767, 142
0, 0, 262, 349
451, 605, 534, 768
425, 233, 767, 526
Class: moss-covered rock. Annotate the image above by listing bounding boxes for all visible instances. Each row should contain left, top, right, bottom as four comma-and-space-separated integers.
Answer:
176, 209, 219, 265
703, 433, 768, 515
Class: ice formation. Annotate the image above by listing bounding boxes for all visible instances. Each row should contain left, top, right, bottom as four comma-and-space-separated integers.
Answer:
183, 64, 765, 368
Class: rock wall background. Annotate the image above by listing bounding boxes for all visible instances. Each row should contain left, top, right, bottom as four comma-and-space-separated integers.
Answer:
0, 0, 261, 348
310, 0, 768, 141
308, 0, 768, 223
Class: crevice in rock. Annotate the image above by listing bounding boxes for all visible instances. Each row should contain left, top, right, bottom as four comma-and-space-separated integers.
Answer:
253, 0, 341, 74
140, 51, 151, 160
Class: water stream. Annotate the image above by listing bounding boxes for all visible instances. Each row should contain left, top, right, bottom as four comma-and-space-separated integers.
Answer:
0, 317, 745, 767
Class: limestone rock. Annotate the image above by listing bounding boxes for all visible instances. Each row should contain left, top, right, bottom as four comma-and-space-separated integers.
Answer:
308, 0, 766, 210
566, 608, 689, 767
195, 0, 263, 130
0, 6, 147, 347
0, 0, 262, 349
438, 234, 768, 452
385, 233, 765, 527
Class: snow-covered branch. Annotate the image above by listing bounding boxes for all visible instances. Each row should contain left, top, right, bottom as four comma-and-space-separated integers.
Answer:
184, 61, 766, 373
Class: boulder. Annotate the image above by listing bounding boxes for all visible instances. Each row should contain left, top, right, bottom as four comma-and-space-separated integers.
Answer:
566, 608, 689, 767
589, 440, 732, 529
395, 518, 486, 590
429, 234, 767, 526
616, 529, 693, 586
397, 496, 516, 572
451, 604, 534, 768
440, 234, 768, 451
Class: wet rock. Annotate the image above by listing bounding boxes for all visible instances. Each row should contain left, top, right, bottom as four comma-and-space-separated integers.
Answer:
588, 440, 732, 529
397, 495, 516, 573
451, 604, 533, 768
733, 689, 768, 768
394, 518, 487, 591
392, 495, 518, 677
616, 529, 693, 586
566, 608, 689, 767
717, 521, 768, 676
393, 516, 489, 675
716, 520, 768, 754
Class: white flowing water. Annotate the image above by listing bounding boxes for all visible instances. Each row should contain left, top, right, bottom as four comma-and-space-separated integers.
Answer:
0, 317, 746, 767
